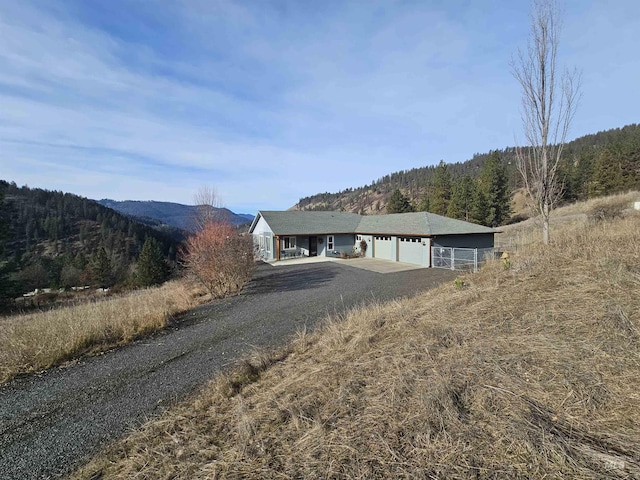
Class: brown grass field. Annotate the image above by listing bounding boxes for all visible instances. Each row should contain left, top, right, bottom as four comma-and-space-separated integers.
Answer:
71, 192, 640, 479
0, 281, 207, 383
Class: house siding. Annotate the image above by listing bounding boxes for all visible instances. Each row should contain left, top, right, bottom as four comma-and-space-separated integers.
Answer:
431, 233, 494, 249
252, 216, 275, 260
355, 234, 373, 258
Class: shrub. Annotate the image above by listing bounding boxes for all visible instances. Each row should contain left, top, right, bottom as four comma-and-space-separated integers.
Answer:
359, 239, 368, 256
588, 203, 625, 222
180, 222, 255, 298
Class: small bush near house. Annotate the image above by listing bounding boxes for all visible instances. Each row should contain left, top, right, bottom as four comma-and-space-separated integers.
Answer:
180, 222, 255, 298
359, 239, 368, 256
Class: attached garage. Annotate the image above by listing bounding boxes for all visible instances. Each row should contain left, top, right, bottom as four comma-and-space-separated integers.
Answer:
398, 236, 429, 267
373, 235, 394, 261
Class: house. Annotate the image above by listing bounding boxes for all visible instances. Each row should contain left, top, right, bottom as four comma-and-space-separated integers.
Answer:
249, 210, 497, 269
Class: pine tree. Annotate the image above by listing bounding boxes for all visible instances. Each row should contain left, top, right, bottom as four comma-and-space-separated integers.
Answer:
92, 247, 112, 288
417, 188, 430, 212
136, 237, 170, 287
470, 186, 489, 225
479, 152, 511, 226
588, 146, 639, 197
447, 176, 476, 221
428, 160, 452, 216
386, 189, 414, 213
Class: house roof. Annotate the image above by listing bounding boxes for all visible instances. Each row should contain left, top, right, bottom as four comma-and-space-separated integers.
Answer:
252, 211, 362, 235
251, 210, 496, 237
357, 212, 497, 236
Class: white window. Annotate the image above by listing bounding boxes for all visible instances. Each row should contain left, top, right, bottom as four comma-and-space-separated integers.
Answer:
265, 236, 271, 252
282, 236, 296, 249
327, 235, 334, 250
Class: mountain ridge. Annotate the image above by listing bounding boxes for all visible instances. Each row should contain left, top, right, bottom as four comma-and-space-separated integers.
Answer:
294, 123, 640, 216
97, 199, 254, 231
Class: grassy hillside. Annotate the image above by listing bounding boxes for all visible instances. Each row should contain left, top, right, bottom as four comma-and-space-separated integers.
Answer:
295, 123, 640, 216
74, 192, 640, 479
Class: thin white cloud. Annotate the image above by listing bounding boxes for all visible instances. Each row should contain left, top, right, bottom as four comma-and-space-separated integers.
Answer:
0, 1, 638, 213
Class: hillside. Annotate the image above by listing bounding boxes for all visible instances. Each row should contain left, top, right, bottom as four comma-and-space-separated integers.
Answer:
295, 123, 640, 217
97, 199, 254, 231
74, 192, 640, 479
0, 181, 180, 308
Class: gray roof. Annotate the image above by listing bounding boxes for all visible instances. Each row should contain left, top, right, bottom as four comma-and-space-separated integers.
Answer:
253, 210, 496, 236
357, 212, 496, 236
254, 211, 362, 235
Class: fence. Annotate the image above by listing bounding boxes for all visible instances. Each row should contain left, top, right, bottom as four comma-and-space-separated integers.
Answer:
431, 247, 495, 273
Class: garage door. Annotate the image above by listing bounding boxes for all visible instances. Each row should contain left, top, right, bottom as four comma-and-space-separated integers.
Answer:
373, 235, 394, 261
398, 237, 425, 266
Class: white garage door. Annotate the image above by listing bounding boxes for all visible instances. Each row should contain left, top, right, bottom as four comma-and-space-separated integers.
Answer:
398, 237, 425, 266
373, 235, 394, 261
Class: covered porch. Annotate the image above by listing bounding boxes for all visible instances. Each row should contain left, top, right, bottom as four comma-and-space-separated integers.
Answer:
275, 234, 356, 260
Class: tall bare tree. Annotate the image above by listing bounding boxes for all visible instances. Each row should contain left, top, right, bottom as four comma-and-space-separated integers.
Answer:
192, 185, 229, 231
511, 0, 580, 244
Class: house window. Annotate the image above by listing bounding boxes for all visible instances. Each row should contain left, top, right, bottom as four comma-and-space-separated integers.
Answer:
265, 236, 271, 252
327, 235, 334, 250
282, 236, 296, 249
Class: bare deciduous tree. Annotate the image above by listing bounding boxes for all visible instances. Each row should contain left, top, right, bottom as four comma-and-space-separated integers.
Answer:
192, 185, 230, 231
180, 221, 255, 298
512, 0, 580, 244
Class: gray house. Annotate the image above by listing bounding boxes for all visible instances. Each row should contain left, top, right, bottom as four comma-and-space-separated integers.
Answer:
249, 210, 497, 269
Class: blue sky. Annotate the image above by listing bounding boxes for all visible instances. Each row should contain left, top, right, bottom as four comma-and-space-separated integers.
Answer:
1, 1, 638, 214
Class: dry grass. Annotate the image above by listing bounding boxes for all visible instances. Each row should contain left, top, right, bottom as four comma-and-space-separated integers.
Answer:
0, 280, 207, 383
498, 190, 640, 250
74, 193, 640, 479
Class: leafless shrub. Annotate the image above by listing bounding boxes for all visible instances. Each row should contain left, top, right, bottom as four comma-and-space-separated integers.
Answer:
588, 199, 627, 222
180, 221, 255, 298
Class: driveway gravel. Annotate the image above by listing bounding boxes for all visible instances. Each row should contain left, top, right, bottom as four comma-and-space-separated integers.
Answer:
0, 261, 456, 479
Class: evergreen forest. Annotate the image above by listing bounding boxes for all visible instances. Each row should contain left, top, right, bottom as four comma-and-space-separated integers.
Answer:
0, 181, 179, 310
296, 123, 640, 221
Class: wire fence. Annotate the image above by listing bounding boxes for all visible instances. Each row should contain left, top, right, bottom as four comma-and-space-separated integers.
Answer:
431, 247, 495, 273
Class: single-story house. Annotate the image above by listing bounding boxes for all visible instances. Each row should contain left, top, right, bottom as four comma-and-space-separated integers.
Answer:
249, 210, 497, 269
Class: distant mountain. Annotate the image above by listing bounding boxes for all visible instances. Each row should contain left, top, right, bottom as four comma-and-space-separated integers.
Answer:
0, 181, 181, 306
96, 200, 254, 231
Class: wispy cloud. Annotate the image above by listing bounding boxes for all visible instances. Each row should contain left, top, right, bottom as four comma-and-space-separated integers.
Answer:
1, 1, 638, 212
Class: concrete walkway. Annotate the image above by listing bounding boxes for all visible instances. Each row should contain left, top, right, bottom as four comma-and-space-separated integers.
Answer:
269, 256, 424, 273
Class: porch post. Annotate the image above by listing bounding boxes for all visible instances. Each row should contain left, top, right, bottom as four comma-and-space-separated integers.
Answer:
275, 235, 280, 261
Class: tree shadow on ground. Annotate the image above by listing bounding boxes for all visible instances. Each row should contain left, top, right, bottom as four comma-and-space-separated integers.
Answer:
245, 264, 338, 295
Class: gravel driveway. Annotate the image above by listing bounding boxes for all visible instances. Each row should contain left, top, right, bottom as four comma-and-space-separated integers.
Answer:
0, 261, 456, 479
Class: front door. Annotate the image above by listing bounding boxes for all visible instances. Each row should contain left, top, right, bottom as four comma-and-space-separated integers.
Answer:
309, 236, 317, 257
